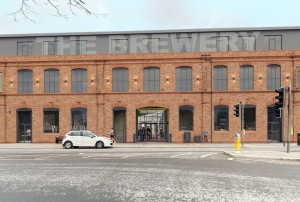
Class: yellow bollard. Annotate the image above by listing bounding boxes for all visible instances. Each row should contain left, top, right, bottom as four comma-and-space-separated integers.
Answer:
234, 133, 241, 151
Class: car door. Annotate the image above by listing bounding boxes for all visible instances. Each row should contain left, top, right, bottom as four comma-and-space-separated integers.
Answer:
69, 131, 82, 146
82, 131, 96, 146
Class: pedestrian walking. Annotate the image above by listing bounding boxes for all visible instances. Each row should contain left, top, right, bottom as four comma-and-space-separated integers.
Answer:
108, 127, 116, 143
203, 129, 208, 143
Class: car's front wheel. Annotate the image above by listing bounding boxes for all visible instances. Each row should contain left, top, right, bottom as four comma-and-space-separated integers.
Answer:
95, 141, 104, 149
64, 141, 73, 149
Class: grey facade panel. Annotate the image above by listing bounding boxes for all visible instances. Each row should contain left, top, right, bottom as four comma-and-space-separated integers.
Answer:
1, 28, 300, 56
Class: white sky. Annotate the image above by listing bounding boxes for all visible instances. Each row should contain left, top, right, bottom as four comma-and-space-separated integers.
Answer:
0, 0, 299, 34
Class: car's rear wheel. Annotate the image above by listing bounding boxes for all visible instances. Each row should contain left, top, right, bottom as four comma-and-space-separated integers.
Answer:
95, 141, 104, 149
64, 141, 73, 149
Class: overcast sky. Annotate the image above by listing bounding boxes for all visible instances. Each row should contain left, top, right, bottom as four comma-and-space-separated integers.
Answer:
0, 0, 299, 35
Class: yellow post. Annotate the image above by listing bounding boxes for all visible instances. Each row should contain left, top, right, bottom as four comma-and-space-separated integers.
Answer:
235, 133, 241, 150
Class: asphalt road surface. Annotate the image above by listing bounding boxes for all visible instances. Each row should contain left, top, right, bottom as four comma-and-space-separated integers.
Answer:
0, 147, 299, 202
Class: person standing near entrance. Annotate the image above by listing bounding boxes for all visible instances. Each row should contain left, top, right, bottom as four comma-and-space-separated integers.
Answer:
146, 127, 151, 141
26, 128, 31, 142
138, 127, 144, 142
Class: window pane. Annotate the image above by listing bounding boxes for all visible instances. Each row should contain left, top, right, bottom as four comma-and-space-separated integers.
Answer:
214, 106, 229, 131
18, 70, 33, 94
71, 108, 87, 130
144, 67, 160, 92
72, 69, 87, 93
43, 109, 59, 133
244, 105, 256, 131
240, 66, 254, 90
179, 106, 193, 130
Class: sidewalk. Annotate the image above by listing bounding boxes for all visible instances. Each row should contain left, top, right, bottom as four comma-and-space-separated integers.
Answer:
0, 142, 299, 161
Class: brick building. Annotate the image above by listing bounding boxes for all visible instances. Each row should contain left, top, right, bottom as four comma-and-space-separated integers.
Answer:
0, 27, 299, 143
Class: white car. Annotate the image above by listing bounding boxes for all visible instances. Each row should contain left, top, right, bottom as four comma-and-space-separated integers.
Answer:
62, 130, 113, 149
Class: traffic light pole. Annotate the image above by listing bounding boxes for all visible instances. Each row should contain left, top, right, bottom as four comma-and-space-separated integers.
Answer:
241, 101, 244, 147
287, 82, 291, 153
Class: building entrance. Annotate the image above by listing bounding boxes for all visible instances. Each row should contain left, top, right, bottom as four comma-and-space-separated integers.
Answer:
113, 107, 126, 143
136, 107, 168, 142
267, 106, 281, 142
17, 109, 32, 143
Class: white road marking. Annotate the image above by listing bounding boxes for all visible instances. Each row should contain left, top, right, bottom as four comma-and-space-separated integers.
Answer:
121, 154, 145, 158
228, 158, 234, 160
200, 153, 219, 158
170, 153, 192, 158
82, 154, 110, 158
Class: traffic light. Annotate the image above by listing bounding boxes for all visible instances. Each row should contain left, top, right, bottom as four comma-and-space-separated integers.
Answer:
274, 87, 285, 118
234, 103, 240, 117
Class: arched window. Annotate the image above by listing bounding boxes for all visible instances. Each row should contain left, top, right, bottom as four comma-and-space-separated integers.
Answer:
72, 68, 87, 93
44, 69, 60, 93
267, 64, 281, 90
214, 66, 227, 91
144, 67, 160, 92
112, 68, 128, 92
18, 69, 33, 94
240, 65, 254, 90
214, 105, 229, 131
179, 105, 193, 130
176, 66, 192, 91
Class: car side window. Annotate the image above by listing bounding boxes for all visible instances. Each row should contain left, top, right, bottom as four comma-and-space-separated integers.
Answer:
83, 131, 92, 137
70, 131, 80, 136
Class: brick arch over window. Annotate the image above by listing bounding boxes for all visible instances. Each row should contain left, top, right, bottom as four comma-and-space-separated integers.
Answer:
214, 105, 229, 131
176, 66, 192, 91
144, 67, 160, 92
18, 69, 33, 94
112, 67, 128, 92
71, 68, 87, 93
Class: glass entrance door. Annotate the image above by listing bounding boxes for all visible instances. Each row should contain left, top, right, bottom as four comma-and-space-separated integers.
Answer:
17, 109, 32, 143
113, 108, 126, 143
137, 107, 168, 142
267, 106, 281, 142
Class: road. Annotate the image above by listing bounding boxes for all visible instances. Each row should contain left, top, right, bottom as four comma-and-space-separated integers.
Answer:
0, 147, 299, 202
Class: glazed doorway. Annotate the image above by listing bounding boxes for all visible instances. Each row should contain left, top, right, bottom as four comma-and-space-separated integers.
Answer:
17, 108, 32, 143
136, 107, 168, 142
267, 106, 282, 143
113, 107, 126, 143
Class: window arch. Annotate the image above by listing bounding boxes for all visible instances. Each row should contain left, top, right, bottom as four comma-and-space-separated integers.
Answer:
72, 68, 87, 93
214, 105, 229, 131
44, 69, 60, 93
267, 64, 281, 90
240, 65, 254, 90
144, 67, 160, 92
18, 69, 33, 94
214, 66, 227, 91
179, 105, 193, 130
176, 66, 192, 91
112, 67, 128, 92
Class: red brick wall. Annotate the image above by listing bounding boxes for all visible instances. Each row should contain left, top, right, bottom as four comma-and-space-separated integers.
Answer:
0, 51, 299, 143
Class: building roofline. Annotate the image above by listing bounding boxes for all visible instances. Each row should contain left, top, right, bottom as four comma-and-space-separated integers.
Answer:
1, 26, 300, 38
